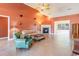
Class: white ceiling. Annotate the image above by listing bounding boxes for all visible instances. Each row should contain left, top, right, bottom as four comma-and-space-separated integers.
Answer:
25, 3, 79, 17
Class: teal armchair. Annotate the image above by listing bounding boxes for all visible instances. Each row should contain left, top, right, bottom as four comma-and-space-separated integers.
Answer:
13, 32, 33, 48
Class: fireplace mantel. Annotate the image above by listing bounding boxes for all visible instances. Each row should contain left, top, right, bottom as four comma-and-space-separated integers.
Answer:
41, 25, 51, 34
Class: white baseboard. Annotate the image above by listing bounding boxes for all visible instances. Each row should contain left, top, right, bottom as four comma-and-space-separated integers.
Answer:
8, 38, 13, 41
0, 37, 8, 39
50, 33, 54, 35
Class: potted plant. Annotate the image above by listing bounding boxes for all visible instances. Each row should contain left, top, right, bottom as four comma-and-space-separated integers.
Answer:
15, 32, 22, 39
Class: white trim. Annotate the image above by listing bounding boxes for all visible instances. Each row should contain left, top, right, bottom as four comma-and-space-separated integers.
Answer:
54, 20, 70, 38
0, 15, 10, 40
51, 33, 54, 35
8, 16, 10, 40
8, 38, 13, 41
0, 15, 9, 17
41, 25, 51, 34
0, 37, 8, 39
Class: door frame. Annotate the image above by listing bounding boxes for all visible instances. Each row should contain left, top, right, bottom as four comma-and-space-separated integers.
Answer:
54, 20, 71, 38
0, 15, 10, 40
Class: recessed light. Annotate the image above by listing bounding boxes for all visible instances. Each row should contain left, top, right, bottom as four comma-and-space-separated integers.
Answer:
67, 8, 72, 10
64, 8, 72, 12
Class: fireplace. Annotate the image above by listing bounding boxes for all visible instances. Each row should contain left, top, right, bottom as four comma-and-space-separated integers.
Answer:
43, 27, 49, 33
41, 25, 51, 34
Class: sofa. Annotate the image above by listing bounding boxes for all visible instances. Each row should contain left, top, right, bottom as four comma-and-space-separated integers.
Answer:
32, 34, 45, 41
22, 30, 45, 41
13, 32, 33, 48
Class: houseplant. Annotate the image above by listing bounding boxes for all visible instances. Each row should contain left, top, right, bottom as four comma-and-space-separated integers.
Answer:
15, 31, 22, 39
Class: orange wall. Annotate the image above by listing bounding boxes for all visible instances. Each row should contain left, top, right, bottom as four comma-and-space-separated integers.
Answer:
0, 3, 38, 37
53, 14, 79, 24
0, 17, 8, 37
0, 3, 78, 35
0, 3, 53, 37
35, 14, 79, 33
53, 14, 79, 32
35, 14, 54, 32
41, 16, 54, 32
0, 3, 38, 30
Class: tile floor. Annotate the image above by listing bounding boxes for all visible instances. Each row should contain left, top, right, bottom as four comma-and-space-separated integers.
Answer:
0, 35, 78, 56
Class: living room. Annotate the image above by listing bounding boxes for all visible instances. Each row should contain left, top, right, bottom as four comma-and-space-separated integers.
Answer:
0, 3, 79, 56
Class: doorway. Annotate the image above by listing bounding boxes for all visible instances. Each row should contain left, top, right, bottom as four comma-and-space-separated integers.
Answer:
0, 15, 10, 40
54, 20, 70, 39
72, 24, 79, 39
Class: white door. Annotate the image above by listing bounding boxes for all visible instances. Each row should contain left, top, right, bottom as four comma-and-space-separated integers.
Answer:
54, 20, 70, 39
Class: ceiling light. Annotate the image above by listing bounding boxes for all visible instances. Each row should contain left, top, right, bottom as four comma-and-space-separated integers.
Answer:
43, 3, 50, 10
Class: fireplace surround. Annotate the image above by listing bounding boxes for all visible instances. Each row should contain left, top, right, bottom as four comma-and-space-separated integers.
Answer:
41, 25, 51, 34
